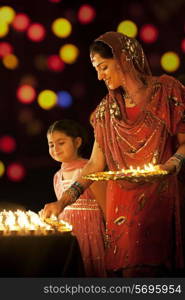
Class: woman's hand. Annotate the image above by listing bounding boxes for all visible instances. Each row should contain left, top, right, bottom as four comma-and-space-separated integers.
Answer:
159, 160, 177, 175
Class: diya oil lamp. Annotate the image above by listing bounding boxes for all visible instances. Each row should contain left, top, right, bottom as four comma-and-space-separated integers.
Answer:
0, 209, 72, 236
83, 163, 169, 183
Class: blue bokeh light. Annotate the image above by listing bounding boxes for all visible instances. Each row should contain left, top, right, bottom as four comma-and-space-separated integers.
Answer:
57, 90, 73, 108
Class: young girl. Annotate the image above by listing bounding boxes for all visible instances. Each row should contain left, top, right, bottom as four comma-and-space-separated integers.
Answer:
47, 119, 107, 277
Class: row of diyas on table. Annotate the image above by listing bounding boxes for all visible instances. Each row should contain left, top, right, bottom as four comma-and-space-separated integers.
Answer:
0, 210, 84, 277
0, 209, 72, 236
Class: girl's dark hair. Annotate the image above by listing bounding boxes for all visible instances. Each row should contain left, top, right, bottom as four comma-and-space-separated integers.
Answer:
47, 119, 88, 156
89, 41, 113, 58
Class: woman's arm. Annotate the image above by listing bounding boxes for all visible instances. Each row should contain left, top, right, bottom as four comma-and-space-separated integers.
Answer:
75, 140, 106, 189
162, 132, 185, 173
41, 140, 106, 218
90, 181, 107, 218
176, 132, 185, 154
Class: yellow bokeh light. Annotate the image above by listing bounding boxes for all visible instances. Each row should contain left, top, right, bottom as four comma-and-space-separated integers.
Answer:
160, 52, 180, 72
117, 20, 138, 38
0, 161, 5, 177
2, 54, 19, 69
52, 18, 72, 38
37, 90, 57, 110
0, 6, 15, 24
59, 44, 79, 64
0, 21, 9, 37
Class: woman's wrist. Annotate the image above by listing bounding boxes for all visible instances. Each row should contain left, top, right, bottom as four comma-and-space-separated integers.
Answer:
173, 153, 185, 164
59, 181, 84, 208
165, 153, 185, 174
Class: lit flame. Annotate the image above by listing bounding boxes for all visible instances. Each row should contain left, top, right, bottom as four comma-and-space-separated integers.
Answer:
0, 209, 72, 235
120, 163, 165, 175
43, 214, 73, 232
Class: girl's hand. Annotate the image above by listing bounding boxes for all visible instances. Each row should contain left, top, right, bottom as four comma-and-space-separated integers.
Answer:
40, 200, 65, 219
40, 186, 79, 219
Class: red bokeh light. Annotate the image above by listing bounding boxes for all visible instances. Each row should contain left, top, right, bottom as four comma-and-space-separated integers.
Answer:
12, 13, 30, 32
49, 0, 62, 2
7, 163, 26, 182
47, 55, 65, 72
16, 85, 36, 104
77, 4, 96, 24
0, 135, 16, 153
181, 39, 185, 53
0, 42, 13, 58
140, 24, 158, 43
27, 23, 46, 42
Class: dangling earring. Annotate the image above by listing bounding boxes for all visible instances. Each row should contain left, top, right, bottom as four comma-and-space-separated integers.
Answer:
121, 79, 130, 101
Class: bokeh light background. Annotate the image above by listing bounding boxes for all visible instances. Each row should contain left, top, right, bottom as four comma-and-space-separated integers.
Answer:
0, 0, 185, 211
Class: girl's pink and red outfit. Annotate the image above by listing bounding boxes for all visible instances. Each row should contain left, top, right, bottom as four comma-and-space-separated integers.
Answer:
53, 158, 106, 277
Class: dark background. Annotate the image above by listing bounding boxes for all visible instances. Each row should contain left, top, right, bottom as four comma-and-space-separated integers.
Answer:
0, 0, 185, 212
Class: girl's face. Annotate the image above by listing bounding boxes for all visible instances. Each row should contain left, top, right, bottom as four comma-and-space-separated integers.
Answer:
91, 53, 123, 90
47, 130, 81, 163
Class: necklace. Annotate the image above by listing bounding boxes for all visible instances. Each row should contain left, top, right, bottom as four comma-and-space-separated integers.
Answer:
123, 83, 148, 107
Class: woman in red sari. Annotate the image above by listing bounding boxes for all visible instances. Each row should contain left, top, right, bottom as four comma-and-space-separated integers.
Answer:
42, 31, 185, 277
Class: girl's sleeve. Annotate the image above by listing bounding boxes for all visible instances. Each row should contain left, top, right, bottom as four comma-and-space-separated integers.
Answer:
53, 172, 58, 198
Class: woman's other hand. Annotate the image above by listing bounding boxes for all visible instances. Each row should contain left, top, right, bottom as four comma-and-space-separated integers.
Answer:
159, 161, 177, 175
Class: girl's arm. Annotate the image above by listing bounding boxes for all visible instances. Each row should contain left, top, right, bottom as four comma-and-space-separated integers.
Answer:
41, 140, 106, 218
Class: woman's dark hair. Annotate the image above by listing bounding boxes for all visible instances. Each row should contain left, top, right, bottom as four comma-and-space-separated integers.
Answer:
47, 119, 88, 156
89, 41, 113, 58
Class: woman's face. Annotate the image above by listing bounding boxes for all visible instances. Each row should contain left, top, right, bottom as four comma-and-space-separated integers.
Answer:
91, 53, 123, 90
47, 130, 81, 163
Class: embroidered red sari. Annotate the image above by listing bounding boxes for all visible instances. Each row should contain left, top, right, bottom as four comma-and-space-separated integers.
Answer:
92, 32, 185, 274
